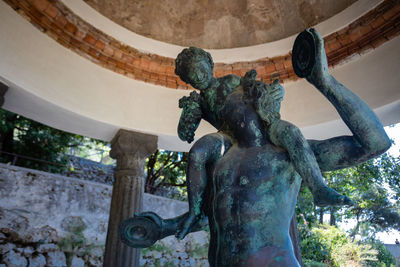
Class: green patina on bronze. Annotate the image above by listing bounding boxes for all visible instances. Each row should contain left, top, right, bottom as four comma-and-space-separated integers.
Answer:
119, 29, 391, 267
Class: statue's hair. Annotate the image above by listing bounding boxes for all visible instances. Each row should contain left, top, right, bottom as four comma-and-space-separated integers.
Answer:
242, 70, 283, 125
175, 47, 214, 84
255, 81, 283, 125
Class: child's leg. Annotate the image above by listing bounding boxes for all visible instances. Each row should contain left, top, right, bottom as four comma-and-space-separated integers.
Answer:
176, 132, 232, 239
268, 120, 353, 207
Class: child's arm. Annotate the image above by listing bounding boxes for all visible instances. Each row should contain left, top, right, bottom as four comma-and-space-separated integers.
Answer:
176, 132, 232, 239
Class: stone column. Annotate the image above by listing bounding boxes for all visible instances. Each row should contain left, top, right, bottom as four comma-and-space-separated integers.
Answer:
103, 130, 157, 267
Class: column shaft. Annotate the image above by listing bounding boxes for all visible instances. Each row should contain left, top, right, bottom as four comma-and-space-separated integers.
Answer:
103, 130, 157, 267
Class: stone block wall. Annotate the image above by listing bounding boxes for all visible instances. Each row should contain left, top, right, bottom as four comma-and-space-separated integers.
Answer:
0, 163, 209, 266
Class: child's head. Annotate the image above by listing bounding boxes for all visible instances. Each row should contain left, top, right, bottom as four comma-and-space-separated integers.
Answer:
175, 47, 214, 90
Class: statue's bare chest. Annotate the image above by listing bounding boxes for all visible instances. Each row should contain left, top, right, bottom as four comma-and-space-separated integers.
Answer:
213, 144, 295, 191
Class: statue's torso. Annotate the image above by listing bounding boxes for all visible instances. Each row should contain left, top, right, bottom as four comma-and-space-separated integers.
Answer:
210, 143, 301, 266
208, 86, 302, 266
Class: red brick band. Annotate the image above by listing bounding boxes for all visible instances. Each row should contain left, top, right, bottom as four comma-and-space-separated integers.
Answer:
4, 0, 400, 89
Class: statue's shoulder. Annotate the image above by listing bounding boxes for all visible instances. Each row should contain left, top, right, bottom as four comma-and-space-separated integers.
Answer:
218, 74, 241, 88
215, 75, 240, 99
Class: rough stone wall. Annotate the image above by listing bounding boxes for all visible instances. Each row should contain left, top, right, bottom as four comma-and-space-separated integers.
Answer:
67, 156, 114, 185
0, 163, 209, 266
0, 164, 112, 243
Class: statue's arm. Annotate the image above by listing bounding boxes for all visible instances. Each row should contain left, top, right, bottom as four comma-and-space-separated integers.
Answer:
305, 29, 391, 171
162, 212, 209, 238
119, 211, 209, 248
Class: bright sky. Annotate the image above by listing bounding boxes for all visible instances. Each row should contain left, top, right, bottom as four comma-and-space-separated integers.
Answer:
385, 123, 400, 157
336, 123, 400, 244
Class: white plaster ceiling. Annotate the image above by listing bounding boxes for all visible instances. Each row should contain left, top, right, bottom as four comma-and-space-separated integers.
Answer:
0, 0, 399, 151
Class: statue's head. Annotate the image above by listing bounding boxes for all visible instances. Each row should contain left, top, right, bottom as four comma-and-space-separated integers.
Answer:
175, 47, 214, 90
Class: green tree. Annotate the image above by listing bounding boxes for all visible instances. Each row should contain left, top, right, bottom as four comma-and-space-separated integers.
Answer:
367, 240, 397, 267
145, 149, 188, 200
0, 109, 102, 173
377, 153, 400, 198
300, 224, 396, 267
297, 150, 399, 267
297, 152, 400, 239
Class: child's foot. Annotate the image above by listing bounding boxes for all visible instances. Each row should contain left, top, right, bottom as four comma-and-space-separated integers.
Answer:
313, 186, 354, 207
175, 213, 199, 240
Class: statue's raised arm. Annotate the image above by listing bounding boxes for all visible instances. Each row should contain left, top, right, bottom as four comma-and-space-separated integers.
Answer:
294, 29, 392, 171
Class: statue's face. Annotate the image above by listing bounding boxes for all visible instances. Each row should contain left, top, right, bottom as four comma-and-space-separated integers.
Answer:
185, 59, 213, 90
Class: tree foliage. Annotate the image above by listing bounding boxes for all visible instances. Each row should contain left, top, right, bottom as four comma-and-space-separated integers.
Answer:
297, 151, 400, 239
300, 224, 396, 267
145, 149, 188, 200
0, 109, 103, 173
297, 146, 400, 266
368, 240, 397, 267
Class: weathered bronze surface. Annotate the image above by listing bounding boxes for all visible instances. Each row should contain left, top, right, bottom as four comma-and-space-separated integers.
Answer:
119, 29, 391, 266
292, 29, 316, 78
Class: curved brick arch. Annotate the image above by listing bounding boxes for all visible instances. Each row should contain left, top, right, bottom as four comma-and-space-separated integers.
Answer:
4, 0, 400, 90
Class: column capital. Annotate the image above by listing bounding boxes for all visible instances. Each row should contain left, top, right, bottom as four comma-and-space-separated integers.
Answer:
110, 129, 158, 160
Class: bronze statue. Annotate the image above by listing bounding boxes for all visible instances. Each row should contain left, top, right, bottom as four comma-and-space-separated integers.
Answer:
119, 29, 391, 266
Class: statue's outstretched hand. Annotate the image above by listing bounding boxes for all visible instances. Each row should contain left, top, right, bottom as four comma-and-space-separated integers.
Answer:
306, 28, 330, 85
175, 213, 201, 240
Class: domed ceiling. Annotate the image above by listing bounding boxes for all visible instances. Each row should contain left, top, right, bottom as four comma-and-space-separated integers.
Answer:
1, 0, 399, 150
83, 0, 357, 49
